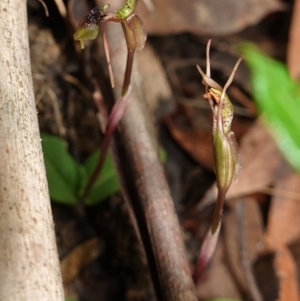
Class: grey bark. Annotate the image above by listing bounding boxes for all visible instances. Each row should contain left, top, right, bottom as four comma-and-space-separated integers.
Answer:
0, 0, 64, 300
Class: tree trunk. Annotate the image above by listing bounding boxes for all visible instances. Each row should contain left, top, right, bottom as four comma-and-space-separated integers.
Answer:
0, 1, 64, 300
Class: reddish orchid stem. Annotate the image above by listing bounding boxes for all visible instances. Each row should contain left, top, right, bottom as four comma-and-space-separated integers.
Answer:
80, 13, 136, 202
80, 69, 133, 202
211, 190, 226, 234
192, 190, 225, 282
80, 91, 130, 202
192, 223, 221, 283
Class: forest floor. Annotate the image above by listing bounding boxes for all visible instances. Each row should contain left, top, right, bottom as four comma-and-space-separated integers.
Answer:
27, 0, 300, 300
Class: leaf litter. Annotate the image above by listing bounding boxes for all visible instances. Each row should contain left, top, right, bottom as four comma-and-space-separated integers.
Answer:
27, 0, 300, 299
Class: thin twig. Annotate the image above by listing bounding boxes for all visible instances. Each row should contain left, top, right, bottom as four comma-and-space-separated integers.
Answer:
236, 200, 263, 301
260, 186, 300, 202
37, 0, 49, 16
53, 0, 67, 18
62, 73, 93, 100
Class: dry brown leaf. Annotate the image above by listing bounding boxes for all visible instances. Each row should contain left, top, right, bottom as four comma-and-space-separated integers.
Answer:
274, 245, 299, 301
136, 0, 283, 36
60, 237, 103, 283
227, 120, 283, 199
267, 163, 300, 247
164, 107, 214, 171
264, 236, 300, 301
227, 120, 282, 198
165, 106, 250, 171
200, 120, 283, 208
289, 239, 300, 284
223, 198, 263, 297
287, 0, 300, 79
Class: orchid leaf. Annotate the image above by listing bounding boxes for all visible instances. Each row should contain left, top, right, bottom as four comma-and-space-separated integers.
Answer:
41, 133, 85, 204
83, 150, 120, 205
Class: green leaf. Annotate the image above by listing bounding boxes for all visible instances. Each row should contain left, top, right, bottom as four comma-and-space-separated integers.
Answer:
83, 150, 120, 205
239, 43, 300, 172
65, 298, 78, 301
41, 133, 85, 204
159, 146, 167, 162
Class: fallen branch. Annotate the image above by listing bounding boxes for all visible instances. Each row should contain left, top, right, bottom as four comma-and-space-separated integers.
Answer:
90, 1, 197, 299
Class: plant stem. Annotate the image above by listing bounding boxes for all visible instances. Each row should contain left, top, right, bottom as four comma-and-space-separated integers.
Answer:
80, 15, 136, 202
193, 190, 226, 282
193, 223, 221, 283
80, 93, 129, 202
211, 190, 226, 234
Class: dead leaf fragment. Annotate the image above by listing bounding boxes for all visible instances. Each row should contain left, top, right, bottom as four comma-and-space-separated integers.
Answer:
223, 199, 263, 297
136, 0, 283, 36
267, 164, 300, 246
264, 236, 300, 301
287, 0, 300, 79
226, 120, 282, 198
165, 106, 250, 172
164, 107, 214, 171
61, 237, 103, 283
